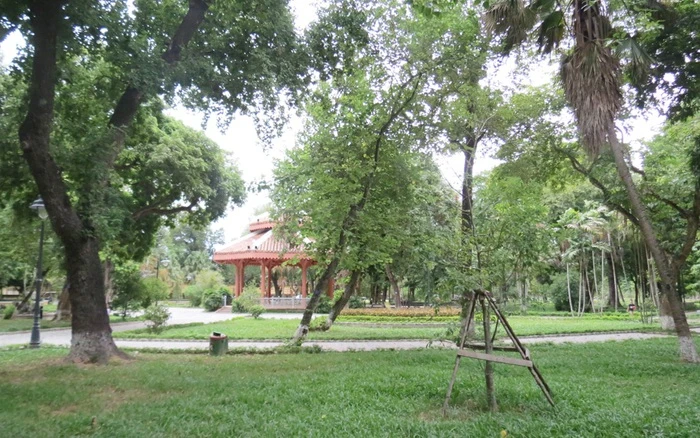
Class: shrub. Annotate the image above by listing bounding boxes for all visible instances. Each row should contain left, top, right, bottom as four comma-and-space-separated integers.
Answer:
144, 304, 170, 333
316, 295, 332, 313
184, 284, 205, 307
249, 305, 265, 319
232, 286, 261, 313
348, 295, 367, 309
111, 262, 146, 317
202, 286, 231, 312
142, 278, 170, 306
194, 270, 225, 290
544, 272, 582, 312
343, 307, 461, 318
231, 299, 247, 313
3, 304, 15, 320
683, 301, 698, 311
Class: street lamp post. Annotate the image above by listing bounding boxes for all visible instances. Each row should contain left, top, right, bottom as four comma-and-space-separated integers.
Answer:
29, 197, 48, 349
156, 258, 170, 279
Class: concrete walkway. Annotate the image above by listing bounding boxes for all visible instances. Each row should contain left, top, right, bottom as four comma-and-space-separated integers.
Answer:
1, 307, 697, 351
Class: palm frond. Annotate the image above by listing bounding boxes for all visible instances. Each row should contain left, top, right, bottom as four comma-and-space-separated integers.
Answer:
561, 0, 621, 156
536, 10, 565, 54
484, 0, 537, 53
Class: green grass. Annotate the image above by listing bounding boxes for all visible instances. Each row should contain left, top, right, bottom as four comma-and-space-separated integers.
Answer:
0, 318, 72, 332
0, 315, 142, 333
114, 315, 662, 341
1, 338, 698, 437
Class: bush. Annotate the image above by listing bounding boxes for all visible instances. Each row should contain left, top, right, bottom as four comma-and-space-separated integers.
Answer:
112, 262, 147, 317
184, 284, 205, 307
202, 286, 231, 312
144, 304, 170, 333
248, 305, 265, 319
343, 307, 461, 317
194, 270, 225, 290
683, 301, 698, 311
316, 295, 332, 313
3, 304, 15, 320
142, 278, 170, 306
348, 295, 367, 309
544, 272, 582, 312
232, 286, 261, 313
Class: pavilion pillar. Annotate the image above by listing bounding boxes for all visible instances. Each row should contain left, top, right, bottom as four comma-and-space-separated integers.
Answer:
301, 262, 308, 298
235, 263, 244, 297
327, 277, 335, 298
267, 264, 273, 298
260, 262, 267, 299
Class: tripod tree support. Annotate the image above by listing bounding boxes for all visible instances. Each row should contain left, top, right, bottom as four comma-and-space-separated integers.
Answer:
443, 290, 554, 415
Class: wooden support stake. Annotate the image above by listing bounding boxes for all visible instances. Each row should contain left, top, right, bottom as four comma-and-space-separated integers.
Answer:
482, 296, 497, 412
444, 290, 555, 414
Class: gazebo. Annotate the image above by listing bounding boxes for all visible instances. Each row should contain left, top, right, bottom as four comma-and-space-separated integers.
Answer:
213, 216, 331, 300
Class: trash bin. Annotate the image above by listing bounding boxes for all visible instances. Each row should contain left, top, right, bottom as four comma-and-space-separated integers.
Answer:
209, 332, 228, 356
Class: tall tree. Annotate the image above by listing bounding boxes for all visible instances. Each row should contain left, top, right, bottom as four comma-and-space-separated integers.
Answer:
486, 0, 699, 362
4, 0, 305, 362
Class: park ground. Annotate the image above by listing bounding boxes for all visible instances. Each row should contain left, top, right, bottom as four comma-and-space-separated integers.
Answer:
1, 308, 700, 436
1, 338, 699, 437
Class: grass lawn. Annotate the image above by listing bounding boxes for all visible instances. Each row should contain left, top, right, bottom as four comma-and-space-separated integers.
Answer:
0, 318, 72, 333
0, 315, 142, 333
1, 338, 698, 437
113, 315, 663, 341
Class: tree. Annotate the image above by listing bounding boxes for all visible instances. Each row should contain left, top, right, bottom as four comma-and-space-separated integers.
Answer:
3, 0, 305, 362
486, 0, 699, 361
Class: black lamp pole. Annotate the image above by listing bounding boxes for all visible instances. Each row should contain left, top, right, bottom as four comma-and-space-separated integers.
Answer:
29, 197, 47, 348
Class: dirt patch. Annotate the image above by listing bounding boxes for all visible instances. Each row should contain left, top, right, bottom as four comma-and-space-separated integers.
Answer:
96, 386, 154, 412
50, 404, 80, 416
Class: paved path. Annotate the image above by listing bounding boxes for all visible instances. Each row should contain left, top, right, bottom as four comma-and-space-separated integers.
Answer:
2, 308, 697, 351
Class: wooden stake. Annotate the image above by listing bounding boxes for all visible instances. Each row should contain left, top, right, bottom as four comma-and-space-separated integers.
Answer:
481, 296, 497, 412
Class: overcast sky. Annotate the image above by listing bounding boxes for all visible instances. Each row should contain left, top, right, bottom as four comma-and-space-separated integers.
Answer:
1, 1, 664, 247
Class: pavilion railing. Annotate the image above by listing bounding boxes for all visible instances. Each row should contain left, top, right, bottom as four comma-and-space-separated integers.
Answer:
260, 297, 311, 309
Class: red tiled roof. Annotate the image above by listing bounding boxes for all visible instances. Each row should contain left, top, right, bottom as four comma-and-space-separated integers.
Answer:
213, 221, 313, 263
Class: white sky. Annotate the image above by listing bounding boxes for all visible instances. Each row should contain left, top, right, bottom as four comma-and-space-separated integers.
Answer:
1, 1, 665, 247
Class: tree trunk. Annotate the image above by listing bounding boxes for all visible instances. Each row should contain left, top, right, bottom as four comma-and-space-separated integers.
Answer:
17, 0, 211, 364
385, 265, 402, 308
104, 259, 114, 305
459, 135, 479, 336
291, 258, 339, 344
566, 263, 575, 316
271, 269, 282, 297
52, 282, 71, 321
323, 270, 360, 330
609, 128, 698, 363
606, 253, 620, 310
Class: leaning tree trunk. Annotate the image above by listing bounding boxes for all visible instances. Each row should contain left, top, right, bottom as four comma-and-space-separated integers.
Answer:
609, 129, 699, 363
291, 258, 339, 344
323, 270, 361, 330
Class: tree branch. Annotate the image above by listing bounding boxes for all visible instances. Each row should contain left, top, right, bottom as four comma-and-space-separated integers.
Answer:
629, 162, 691, 219
99, 0, 211, 174
554, 146, 640, 226
673, 188, 700, 271
132, 201, 198, 221
18, 0, 85, 249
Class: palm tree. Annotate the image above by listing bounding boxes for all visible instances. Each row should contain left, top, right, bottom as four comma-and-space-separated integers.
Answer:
485, 0, 698, 362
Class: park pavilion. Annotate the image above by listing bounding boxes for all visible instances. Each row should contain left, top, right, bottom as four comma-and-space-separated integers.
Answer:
213, 216, 333, 301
